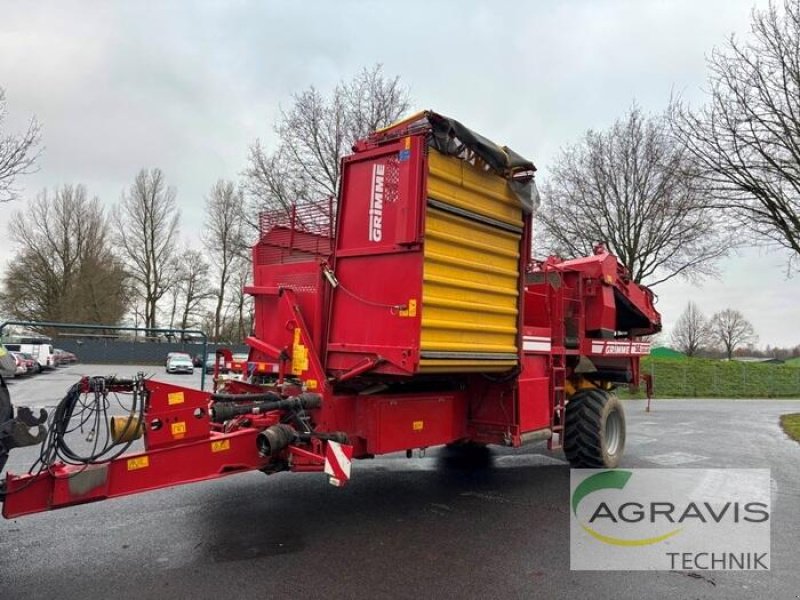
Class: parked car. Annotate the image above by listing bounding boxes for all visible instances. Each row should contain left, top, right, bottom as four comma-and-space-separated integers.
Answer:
165, 351, 192, 367
17, 352, 39, 374
204, 354, 229, 374
166, 355, 194, 374
3, 342, 55, 370
53, 348, 78, 365
52, 348, 68, 367
9, 353, 28, 377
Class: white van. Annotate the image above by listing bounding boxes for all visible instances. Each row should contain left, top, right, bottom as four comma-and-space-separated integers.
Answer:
2, 342, 55, 370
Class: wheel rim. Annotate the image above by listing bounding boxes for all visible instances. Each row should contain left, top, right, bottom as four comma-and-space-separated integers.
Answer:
605, 408, 623, 456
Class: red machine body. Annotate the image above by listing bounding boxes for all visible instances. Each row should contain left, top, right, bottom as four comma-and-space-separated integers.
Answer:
2, 112, 660, 519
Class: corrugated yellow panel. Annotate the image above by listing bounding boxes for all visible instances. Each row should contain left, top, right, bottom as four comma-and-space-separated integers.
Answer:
428, 149, 523, 228
421, 207, 520, 363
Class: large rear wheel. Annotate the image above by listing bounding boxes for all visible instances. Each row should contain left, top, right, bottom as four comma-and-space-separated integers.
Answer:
563, 388, 625, 468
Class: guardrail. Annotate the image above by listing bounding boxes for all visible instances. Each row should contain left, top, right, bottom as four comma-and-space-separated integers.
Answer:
0, 321, 211, 390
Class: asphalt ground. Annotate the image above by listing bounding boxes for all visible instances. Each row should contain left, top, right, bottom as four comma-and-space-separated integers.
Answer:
1, 364, 799, 600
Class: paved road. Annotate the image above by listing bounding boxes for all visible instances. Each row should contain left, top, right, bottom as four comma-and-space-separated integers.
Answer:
1, 365, 799, 599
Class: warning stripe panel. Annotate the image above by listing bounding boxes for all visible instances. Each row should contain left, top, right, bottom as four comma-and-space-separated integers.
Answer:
324, 441, 353, 484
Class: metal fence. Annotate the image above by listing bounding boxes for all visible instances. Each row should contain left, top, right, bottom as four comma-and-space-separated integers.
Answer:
646, 359, 800, 398
51, 338, 248, 366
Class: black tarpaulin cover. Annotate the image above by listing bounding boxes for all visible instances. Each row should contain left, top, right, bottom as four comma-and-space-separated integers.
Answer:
424, 110, 539, 214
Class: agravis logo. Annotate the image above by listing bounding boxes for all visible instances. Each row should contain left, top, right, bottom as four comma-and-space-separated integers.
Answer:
368, 163, 384, 242
570, 469, 771, 570
571, 470, 682, 546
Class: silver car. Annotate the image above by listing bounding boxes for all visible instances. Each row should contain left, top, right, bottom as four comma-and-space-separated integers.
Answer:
166, 355, 194, 374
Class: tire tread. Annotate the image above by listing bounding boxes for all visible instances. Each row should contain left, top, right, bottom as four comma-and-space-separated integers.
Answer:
563, 388, 625, 468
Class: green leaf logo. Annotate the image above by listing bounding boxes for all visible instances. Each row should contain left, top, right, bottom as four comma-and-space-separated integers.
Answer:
572, 470, 633, 516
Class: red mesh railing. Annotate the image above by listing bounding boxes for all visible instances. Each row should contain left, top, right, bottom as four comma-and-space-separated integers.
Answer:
255, 198, 336, 264
258, 198, 335, 241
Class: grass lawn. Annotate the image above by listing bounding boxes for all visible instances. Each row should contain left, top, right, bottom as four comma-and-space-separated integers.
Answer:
621, 357, 800, 398
780, 414, 800, 443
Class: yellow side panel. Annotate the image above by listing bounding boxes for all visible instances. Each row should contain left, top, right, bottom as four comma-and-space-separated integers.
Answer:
428, 148, 523, 228
418, 359, 518, 373
421, 207, 520, 360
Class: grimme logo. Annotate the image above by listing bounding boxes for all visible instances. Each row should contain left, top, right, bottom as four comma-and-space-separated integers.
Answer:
570, 469, 771, 570
368, 163, 385, 242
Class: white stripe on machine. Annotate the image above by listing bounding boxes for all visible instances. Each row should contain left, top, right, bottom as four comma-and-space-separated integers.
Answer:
590, 341, 651, 355
522, 336, 552, 353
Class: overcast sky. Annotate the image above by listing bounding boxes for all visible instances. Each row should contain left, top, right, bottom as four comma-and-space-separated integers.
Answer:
1, 0, 798, 347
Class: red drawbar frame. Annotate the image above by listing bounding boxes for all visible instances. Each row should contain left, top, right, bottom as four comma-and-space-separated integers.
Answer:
3, 429, 266, 518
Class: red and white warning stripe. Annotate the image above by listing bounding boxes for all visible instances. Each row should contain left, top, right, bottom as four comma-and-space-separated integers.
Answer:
324, 440, 353, 487
522, 336, 552, 353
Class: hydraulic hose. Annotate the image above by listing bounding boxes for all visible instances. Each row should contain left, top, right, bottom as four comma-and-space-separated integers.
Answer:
210, 391, 281, 403
211, 392, 322, 423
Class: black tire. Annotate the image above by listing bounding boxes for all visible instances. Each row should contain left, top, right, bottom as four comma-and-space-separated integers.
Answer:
0, 377, 13, 474
563, 388, 625, 468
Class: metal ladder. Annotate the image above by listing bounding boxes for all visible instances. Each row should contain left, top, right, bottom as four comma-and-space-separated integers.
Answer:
547, 269, 567, 451
548, 353, 566, 450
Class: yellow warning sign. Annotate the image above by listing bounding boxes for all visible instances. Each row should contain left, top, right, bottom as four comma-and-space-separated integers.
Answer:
292, 327, 309, 375
399, 299, 418, 318
171, 421, 187, 439
211, 439, 230, 453
127, 456, 149, 471
168, 391, 185, 405
292, 345, 308, 375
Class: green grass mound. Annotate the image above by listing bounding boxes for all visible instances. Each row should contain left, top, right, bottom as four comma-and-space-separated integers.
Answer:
623, 357, 800, 398
780, 414, 800, 443
650, 347, 686, 360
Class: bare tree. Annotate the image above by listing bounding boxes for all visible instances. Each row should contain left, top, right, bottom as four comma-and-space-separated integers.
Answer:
671, 301, 712, 357
672, 1, 800, 267
539, 105, 731, 286
167, 248, 212, 333
243, 64, 411, 228
0, 87, 41, 203
224, 258, 252, 342
710, 308, 757, 359
0, 185, 128, 325
202, 180, 246, 341
113, 168, 180, 332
